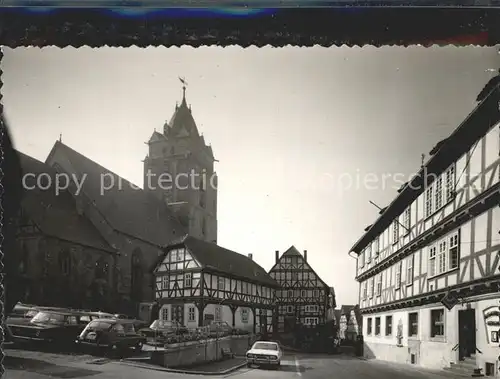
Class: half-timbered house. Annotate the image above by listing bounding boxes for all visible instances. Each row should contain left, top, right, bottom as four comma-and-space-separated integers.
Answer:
268, 247, 335, 345
153, 236, 279, 334
350, 82, 500, 374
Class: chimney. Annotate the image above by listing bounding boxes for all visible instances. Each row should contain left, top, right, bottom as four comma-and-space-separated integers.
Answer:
248, 253, 253, 260
275, 250, 279, 263
304, 250, 308, 262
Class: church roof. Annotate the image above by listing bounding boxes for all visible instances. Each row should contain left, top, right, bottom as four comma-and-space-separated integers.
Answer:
45, 141, 187, 247
155, 235, 279, 287
167, 93, 200, 138
17, 152, 115, 253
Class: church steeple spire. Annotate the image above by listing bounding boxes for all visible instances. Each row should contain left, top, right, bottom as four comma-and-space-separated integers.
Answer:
179, 77, 188, 107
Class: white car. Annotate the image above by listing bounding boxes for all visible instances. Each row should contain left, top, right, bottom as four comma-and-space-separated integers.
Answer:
246, 341, 282, 368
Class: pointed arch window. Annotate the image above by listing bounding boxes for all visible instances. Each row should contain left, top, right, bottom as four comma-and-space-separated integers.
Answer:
60, 249, 71, 276
131, 248, 144, 301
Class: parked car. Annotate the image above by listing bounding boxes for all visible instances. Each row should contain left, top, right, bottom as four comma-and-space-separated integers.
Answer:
9, 310, 93, 346
138, 319, 188, 343
75, 318, 146, 355
246, 341, 282, 368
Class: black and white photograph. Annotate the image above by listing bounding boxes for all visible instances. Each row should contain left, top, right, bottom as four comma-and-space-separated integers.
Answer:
2, 46, 500, 379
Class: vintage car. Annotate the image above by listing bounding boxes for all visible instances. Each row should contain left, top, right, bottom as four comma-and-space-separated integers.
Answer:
208, 321, 234, 335
9, 310, 93, 346
75, 318, 146, 355
138, 319, 188, 343
246, 341, 282, 368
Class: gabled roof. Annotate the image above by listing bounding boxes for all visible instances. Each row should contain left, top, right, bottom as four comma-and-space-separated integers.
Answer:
147, 131, 167, 144
155, 235, 279, 288
45, 141, 186, 247
269, 246, 329, 289
18, 152, 115, 253
349, 82, 500, 254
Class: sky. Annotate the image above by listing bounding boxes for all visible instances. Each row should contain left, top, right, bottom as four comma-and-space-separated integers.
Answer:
2, 46, 499, 306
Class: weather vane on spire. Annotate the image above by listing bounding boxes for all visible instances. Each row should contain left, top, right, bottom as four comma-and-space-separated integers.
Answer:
179, 77, 188, 100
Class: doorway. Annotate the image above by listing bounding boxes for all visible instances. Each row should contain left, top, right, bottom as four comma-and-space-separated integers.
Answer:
458, 309, 476, 360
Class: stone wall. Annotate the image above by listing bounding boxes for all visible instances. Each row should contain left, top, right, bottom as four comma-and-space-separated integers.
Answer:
150, 335, 253, 368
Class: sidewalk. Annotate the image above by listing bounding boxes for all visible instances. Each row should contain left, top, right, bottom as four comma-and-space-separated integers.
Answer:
121, 357, 247, 375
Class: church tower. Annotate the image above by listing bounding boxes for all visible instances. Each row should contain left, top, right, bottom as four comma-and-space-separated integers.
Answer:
143, 80, 218, 243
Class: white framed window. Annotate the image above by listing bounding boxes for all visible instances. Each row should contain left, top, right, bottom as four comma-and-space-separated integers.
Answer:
445, 165, 456, 203
241, 308, 249, 323
305, 317, 318, 325
403, 207, 411, 233
214, 306, 222, 321
161, 307, 169, 321
438, 240, 447, 274
369, 278, 374, 298
376, 274, 382, 297
395, 261, 402, 289
188, 306, 196, 322
435, 176, 443, 210
162, 276, 168, 290
184, 273, 192, 287
313, 289, 319, 298
393, 219, 399, 244
429, 245, 436, 277
287, 290, 293, 298
362, 282, 368, 300
366, 245, 372, 263
301, 290, 306, 298
218, 277, 225, 291
406, 255, 414, 286
408, 312, 418, 337
287, 305, 293, 314
430, 309, 445, 337
425, 185, 433, 218
449, 232, 460, 269
359, 251, 365, 268
305, 305, 319, 313
373, 237, 380, 258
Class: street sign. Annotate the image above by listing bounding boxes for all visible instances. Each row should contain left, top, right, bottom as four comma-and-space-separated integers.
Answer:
441, 292, 459, 311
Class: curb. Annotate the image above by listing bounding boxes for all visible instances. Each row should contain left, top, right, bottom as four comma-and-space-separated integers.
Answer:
119, 359, 248, 375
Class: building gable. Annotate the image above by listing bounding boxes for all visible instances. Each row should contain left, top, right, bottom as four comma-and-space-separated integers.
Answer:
154, 246, 201, 274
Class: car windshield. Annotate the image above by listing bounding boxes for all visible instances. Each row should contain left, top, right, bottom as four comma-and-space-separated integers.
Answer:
150, 320, 174, 329
253, 342, 278, 351
31, 312, 65, 325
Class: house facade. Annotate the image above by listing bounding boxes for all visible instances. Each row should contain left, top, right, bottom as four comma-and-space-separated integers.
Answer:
350, 83, 500, 374
153, 236, 278, 333
268, 247, 335, 345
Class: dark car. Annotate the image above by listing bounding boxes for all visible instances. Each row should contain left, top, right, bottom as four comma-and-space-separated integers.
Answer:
75, 318, 146, 355
9, 310, 93, 346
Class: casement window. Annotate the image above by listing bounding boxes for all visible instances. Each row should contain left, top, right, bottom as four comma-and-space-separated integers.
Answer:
161, 307, 169, 321
408, 312, 418, 337
218, 277, 225, 291
403, 207, 411, 233
376, 274, 382, 297
359, 252, 365, 268
288, 290, 293, 298
188, 306, 196, 322
449, 232, 460, 269
385, 315, 393, 336
438, 240, 447, 274
367, 318, 373, 335
313, 289, 319, 297
305, 305, 319, 313
429, 246, 437, 277
373, 237, 380, 258
430, 309, 445, 337
375, 317, 381, 335
435, 176, 443, 210
395, 261, 402, 289
305, 317, 318, 325
369, 278, 375, 298
162, 276, 169, 290
393, 219, 400, 244
301, 290, 306, 298
362, 282, 368, 300
287, 305, 293, 314
184, 273, 192, 287
366, 245, 372, 264
241, 308, 249, 323
406, 255, 414, 286
445, 164, 456, 203
425, 186, 433, 218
